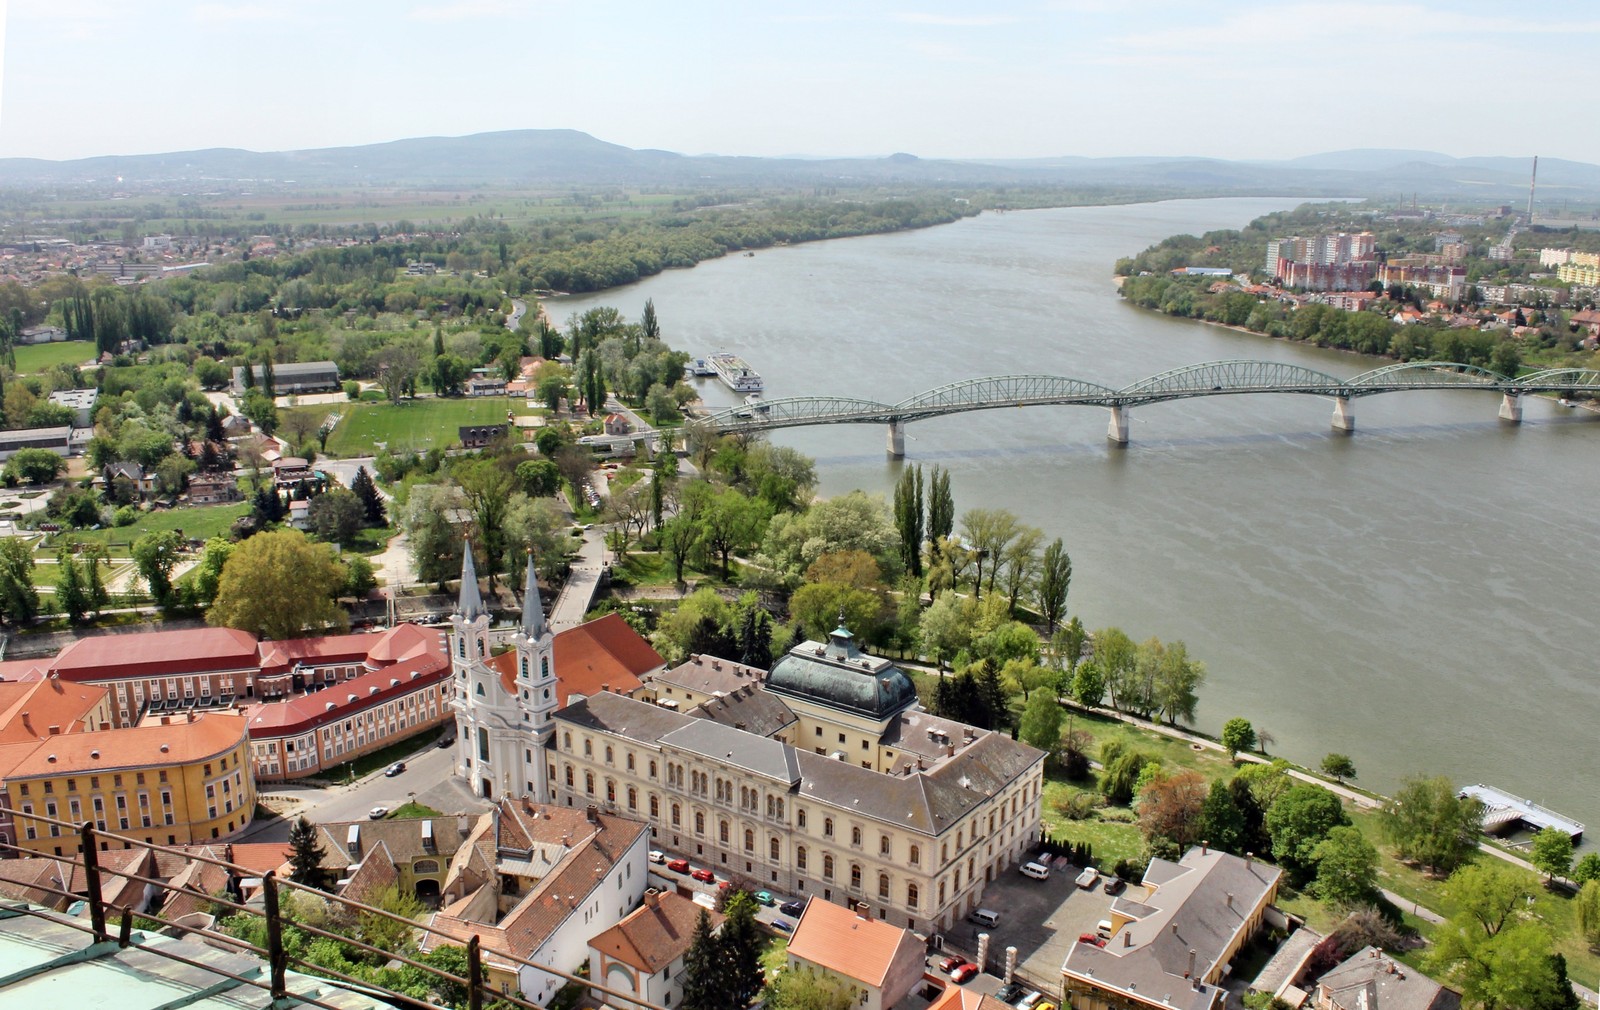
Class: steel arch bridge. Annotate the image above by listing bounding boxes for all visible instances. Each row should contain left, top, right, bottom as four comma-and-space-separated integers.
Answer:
698, 359, 1600, 454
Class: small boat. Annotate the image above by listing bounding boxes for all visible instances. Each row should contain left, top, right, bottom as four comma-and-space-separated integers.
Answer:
1559, 398, 1576, 407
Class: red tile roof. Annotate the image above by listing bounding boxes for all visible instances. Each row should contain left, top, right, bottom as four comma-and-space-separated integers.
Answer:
490, 613, 661, 702
51, 627, 260, 681
590, 890, 721, 973
0, 712, 249, 779
786, 898, 922, 989
245, 643, 448, 739
0, 677, 110, 743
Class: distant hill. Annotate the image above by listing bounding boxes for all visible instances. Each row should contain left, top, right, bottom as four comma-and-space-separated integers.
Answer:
3, 130, 1598, 203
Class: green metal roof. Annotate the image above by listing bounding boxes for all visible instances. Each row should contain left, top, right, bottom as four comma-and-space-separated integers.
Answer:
765, 626, 917, 721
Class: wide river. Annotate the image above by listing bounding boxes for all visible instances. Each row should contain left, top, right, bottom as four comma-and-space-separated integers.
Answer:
552, 198, 1600, 838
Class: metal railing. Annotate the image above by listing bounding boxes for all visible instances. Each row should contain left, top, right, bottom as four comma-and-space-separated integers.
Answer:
0, 805, 670, 1010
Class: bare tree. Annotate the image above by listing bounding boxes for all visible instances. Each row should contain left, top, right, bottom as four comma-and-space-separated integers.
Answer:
376, 339, 424, 404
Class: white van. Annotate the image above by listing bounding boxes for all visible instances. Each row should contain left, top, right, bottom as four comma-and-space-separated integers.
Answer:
970, 908, 1001, 928
1020, 861, 1051, 880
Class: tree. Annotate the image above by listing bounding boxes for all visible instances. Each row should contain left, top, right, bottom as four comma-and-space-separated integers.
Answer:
657, 513, 701, 585
376, 339, 423, 404
132, 529, 183, 605
1430, 914, 1558, 1010
680, 909, 724, 1010
456, 460, 514, 585
1137, 770, 1209, 848
1221, 717, 1256, 761
1034, 537, 1072, 631
1101, 750, 1149, 806
1152, 639, 1205, 726
719, 891, 765, 1006
766, 968, 857, 1010
350, 466, 387, 526
1450, 863, 1531, 939
927, 466, 954, 543
789, 583, 883, 643
1071, 661, 1106, 708
1529, 827, 1573, 882
1265, 783, 1350, 885
55, 546, 89, 623
1379, 775, 1484, 875
431, 353, 468, 396
156, 454, 196, 497
403, 485, 465, 591
289, 816, 331, 889
1575, 880, 1600, 947
3, 447, 64, 485
1321, 753, 1357, 782
892, 464, 924, 577
918, 591, 972, 669
691, 483, 768, 579
514, 458, 561, 498
1201, 779, 1246, 854
1311, 825, 1380, 907
359, 884, 425, 955
1019, 692, 1064, 757
208, 530, 348, 639
242, 389, 278, 434
192, 536, 234, 605
1572, 852, 1600, 886
82, 542, 109, 616
308, 488, 365, 546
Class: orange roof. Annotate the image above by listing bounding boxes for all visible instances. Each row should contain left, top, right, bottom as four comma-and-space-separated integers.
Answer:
51, 627, 260, 681
490, 613, 662, 702
590, 891, 721, 973
1, 712, 249, 779
227, 842, 292, 877
785, 898, 922, 988
0, 677, 110, 743
245, 645, 448, 739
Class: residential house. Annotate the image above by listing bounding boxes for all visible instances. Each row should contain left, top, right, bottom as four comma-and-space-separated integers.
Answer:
588, 889, 722, 1009
1313, 947, 1460, 1010
104, 461, 157, 498
187, 473, 241, 506
785, 897, 927, 1010
459, 424, 509, 449
604, 414, 633, 436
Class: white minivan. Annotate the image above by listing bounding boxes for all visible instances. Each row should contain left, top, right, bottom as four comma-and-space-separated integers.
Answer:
1020, 861, 1051, 880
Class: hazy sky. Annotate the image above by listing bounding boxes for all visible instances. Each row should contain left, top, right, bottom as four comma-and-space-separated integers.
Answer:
3, 0, 1599, 164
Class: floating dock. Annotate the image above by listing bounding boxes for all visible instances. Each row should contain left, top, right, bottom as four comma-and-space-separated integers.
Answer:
1459, 784, 1584, 841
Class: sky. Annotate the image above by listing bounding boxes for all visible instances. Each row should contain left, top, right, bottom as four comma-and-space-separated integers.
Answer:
2, 0, 1600, 165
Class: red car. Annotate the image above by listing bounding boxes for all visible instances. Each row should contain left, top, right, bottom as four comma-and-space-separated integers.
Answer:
951, 964, 979, 984
691, 868, 716, 883
667, 858, 690, 873
938, 955, 967, 974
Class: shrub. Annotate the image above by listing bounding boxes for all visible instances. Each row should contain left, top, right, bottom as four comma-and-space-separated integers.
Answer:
113, 506, 140, 527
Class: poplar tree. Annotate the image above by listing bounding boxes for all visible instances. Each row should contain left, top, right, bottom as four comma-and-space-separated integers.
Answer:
927, 465, 954, 543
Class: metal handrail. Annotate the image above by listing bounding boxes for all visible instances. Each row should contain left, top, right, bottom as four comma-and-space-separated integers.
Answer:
0, 806, 669, 1010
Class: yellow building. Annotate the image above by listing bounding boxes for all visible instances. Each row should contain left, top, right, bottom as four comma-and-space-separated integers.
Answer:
2, 712, 255, 856
1558, 253, 1600, 286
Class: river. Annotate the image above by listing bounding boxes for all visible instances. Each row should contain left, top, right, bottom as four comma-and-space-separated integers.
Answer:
551, 198, 1600, 840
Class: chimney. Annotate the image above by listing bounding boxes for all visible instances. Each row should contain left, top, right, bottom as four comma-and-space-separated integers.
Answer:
644, 889, 660, 908
99, 722, 110, 731
945, 744, 955, 758
1124, 931, 1133, 948
601, 683, 610, 694
20, 711, 30, 730
1187, 949, 1196, 980
1201, 840, 1208, 855
856, 902, 870, 920
1226, 892, 1233, 909
586, 803, 599, 823
48, 725, 60, 735
1245, 851, 1253, 866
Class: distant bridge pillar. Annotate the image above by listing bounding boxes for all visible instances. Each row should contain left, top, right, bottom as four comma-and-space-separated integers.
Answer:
1498, 392, 1524, 423
886, 420, 906, 458
1106, 406, 1130, 444
1330, 396, 1356, 432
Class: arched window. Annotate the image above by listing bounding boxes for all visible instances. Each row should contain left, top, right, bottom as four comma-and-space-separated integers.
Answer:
563, 732, 571, 750
823, 854, 834, 879
475, 683, 485, 696
797, 808, 807, 829
626, 786, 636, 810
850, 864, 862, 890
907, 882, 919, 908
583, 739, 592, 757
540, 657, 550, 680
695, 811, 705, 834
824, 817, 833, 838
584, 772, 594, 796
719, 819, 729, 844
605, 745, 613, 764
650, 795, 659, 818
770, 837, 780, 861
626, 753, 635, 772
565, 766, 574, 787
744, 828, 754, 852
851, 826, 862, 847
910, 844, 920, 865
520, 656, 528, 679
458, 637, 466, 658
878, 872, 889, 899
775, 799, 784, 819
797, 846, 808, 870
672, 803, 681, 827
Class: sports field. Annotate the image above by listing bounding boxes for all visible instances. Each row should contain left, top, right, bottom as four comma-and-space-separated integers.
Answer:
320, 397, 517, 456
14, 340, 97, 374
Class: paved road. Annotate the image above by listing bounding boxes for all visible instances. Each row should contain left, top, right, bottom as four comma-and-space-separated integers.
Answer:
549, 529, 606, 631
507, 298, 528, 331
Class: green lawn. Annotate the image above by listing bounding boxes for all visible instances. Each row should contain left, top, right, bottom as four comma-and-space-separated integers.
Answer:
386, 801, 444, 820
63, 503, 250, 549
14, 340, 97, 375
313, 398, 520, 456
29, 556, 122, 588
611, 548, 739, 589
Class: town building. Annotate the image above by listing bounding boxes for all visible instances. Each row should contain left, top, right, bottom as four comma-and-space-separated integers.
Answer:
1313, 947, 1460, 1010
1376, 263, 1468, 302
1060, 847, 1281, 1010
604, 413, 633, 436
17, 325, 68, 345
1264, 234, 1378, 291
0, 711, 255, 856
643, 654, 767, 711
466, 373, 509, 397
785, 897, 927, 1010
46, 389, 98, 428
459, 423, 510, 449
1558, 252, 1600, 287
588, 889, 721, 1009
423, 797, 653, 1005
103, 461, 157, 498
309, 814, 476, 904
230, 360, 340, 394
0, 426, 76, 462
187, 472, 241, 505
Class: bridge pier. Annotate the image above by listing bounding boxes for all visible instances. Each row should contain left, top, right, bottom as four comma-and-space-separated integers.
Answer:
1498, 392, 1523, 423
886, 420, 906, 457
1106, 406, 1130, 445
1330, 396, 1356, 432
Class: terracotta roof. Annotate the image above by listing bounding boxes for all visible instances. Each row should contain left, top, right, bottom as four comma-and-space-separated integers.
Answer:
786, 897, 922, 988
50, 627, 261, 681
341, 840, 401, 904
257, 633, 378, 675
0, 856, 74, 908
493, 612, 662, 703
228, 842, 293, 877
589, 891, 721, 973
0, 660, 47, 682
0, 677, 110, 743
1, 712, 249, 779
245, 644, 448, 740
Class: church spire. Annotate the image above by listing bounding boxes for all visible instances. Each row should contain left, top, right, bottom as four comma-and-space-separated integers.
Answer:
457, 541, 486, 620
521, 552, 547, 639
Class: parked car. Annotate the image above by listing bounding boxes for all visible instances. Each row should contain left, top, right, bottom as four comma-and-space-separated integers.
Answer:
1018, 993, 1045, 1010
951, 964, 979, 984
938, 955, 968, 974
435, 736, 452, 749
648, 850, 667, 864
1077, 933, 1107, 947
779, 900, 805, 917
667, 858, 690, 873
368, 806, 388, 819
691, 868, 716, 883
754, 891, 775, 906
384, 762, 406, 777
772, 919, 794, 933
1103, 877, 1126, 896
1075, 866, 1101, 889
995, 983, 1027, 1005
1036, 1003, 1057, 1010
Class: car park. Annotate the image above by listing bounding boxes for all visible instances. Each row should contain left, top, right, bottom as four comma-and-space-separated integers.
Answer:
779, 900, 805, 917
994, 983, 1027, 1005
384, 762, 406, 777
667, 858, 690, 873
951, 964, 979, 984
691, 868, 716, 883
368, 806, 388, 819
649, 850, 667, 864
938, 955, 968, 974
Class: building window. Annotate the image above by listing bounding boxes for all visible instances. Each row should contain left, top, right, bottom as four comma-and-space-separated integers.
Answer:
851, 826, 862, 848
796, 808, 806, 829
650, 795, 660, 818
910, 844, 920, 866
770, 837, 780, 861
907, 882, 919, 908
627, 786, 637, 810
585, 772, 595, 796
584, 739, 592, 757
566, 766, 574, 788
823, 854, 834, 879
605, 745, 613, 764
880, 835, 891, 857
851, 864, 862, 890
607, 779, 617, 803
719, 820, 729, 844
695, 811, 704, 834
878, 873, 890, 899
744, 828, 754, 852
477, 728, 489, 762
797, 846, 808, 870
672, 803, 681, 827
824, 817, 833, 838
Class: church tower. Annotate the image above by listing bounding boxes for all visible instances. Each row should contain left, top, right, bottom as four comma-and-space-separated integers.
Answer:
509, 555, 558, 799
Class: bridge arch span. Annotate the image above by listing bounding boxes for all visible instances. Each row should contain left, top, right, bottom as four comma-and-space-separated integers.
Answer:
892, 374, 1120, 418
1346, 361, 1510, 394
700, 394, 894, 432
1116, 359, 1346, 403
1516, 367, 1600, 391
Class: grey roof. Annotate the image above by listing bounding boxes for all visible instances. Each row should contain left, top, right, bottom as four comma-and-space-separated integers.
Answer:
1063, 848, 1282, 1010
1317, 948, 1460, 1010
232, 360, 339, 380
105, 460, 144, 480
661, 719, 801, 784
557, 689, 697, 741
766, 628, 917, 722
521, 553, 547, 639
457, 542, 485, 621
690, 687, 796, 737
654, 654, 766, 698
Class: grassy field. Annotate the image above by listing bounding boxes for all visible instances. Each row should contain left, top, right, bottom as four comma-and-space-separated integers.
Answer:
315, 398, 519, 456
14, 340, 97, 374
63, 503, 250, 549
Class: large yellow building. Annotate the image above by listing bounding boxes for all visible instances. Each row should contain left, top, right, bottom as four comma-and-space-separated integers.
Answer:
1558, 252, 1600, 286
1, 711, 254, 856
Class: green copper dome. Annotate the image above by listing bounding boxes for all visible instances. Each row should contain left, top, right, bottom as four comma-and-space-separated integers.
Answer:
765, 626, 918, 721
